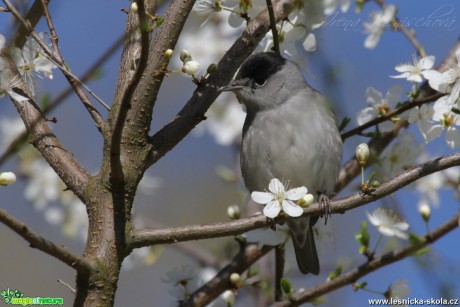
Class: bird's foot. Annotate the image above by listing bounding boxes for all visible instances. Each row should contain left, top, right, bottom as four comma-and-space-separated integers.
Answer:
318, 193, 331, 225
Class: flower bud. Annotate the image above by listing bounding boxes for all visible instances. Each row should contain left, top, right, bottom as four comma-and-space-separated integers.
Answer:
0, 172, 16, 186
229, 273, 241, 285
207, 63, 218, 74
180, 49, 192, 63
131, 1, 138, 13
227, 205, 240, 220
355, 143, 369, 166
222, 290, 235, 305
182, 60, 200, 75
297, 193, 314, 207
418, 202, 431, 222
164, 49, 173, 59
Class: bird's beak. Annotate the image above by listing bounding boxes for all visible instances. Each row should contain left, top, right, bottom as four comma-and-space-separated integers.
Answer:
218, 80, 244, 92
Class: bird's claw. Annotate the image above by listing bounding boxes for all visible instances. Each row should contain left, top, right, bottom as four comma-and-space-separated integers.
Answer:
318, 193, 331, 225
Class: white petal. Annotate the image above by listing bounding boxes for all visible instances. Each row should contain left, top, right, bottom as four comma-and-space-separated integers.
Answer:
419, 56, 435, 70
282, 200, 303, 217
391, 228, 409, 239
268, 178, 285, 194
423, 123, 443, 143
393, 222, 410, 231
251, 191, 274, 204
386, 84, 402, 105
406, 74, 423, 83
378, 226, 398, 237
441, 69, 459, 85
424, 70, 445, 92
357, 107, 377, 125
263, 200, 281, 218
408, 107, 420, 124
364, 33, 381, 49
366, 211, 380, 227
446, 127, 460, 148
7, 90, 29, 102
285, 186, 307, 201
432, 96, 452, 120
448, 80, 460, 104
366, 87, 383, 105
381, 5, 396, 23
394, 64, 413, 73
302, 33, 316, 52
390, 72, 411, 79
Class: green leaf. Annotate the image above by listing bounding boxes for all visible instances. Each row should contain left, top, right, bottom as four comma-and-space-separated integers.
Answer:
355, 221, 370, 253
408, 233, 430, 256
281, 278, 293, 294
354, 282, 367, 290
328, 265, 342, 280
156, 16, 165, 26
339, 116, 351, 132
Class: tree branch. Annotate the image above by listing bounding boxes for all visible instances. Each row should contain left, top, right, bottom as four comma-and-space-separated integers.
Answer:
0, 35, 124, 167
147, 0, 297, 167
340, 93, 444, 141
130, 152, 460, 248
374, 0, 426, 57
0, 208, 93, 274
273, 211, 460, 306
3, 0, 108, 128
179, 244, 273, 307
110, 0, 151, 188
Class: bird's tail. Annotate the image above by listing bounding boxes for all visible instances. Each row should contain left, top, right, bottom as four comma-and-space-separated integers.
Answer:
287, 217, 319, 275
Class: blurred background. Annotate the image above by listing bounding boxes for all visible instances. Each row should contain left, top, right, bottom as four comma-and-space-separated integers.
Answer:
1, 0, 459, 306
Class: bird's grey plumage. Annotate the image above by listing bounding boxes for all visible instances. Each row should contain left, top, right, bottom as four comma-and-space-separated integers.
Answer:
220, 52, 342, 274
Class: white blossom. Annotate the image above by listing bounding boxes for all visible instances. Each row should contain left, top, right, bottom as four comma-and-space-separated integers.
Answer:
0, 70, 30, 102
323, 0, 351, 15
367, 208, 409, 239
203, 100, 245, 146
391, 55, 435, 83
24, 159, 61, 210
363, 5, 396, 49
163, 265, 200, 301
388, 280, 410, 299
10, 34, 57, 93
408, 104, 440, 143
251, 178, 307, 218
0, 116, 26, 151
378, 130, 423, 178
356, 85, 402, 132
182, 60, 200, 75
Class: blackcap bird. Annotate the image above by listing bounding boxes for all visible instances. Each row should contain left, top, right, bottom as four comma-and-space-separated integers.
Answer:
219, 52, 342, 274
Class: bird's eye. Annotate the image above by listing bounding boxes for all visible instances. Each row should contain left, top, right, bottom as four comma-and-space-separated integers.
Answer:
254, 78, 266, 87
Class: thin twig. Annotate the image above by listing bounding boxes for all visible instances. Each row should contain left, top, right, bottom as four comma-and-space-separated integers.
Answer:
130, 152, 460, 248
266, 0, 280, 55
11, 0, 47, 48
57, 279, 76, 294
179, 244, 273, 307
0, 35, 124, 167
0, 208, 93, 274
373, 0, 425, 57
341, 92, 445, 140
147, 0, 297, 167
3, 0, 110, 122
274, 245, 285, 301
273, 211, 460, 306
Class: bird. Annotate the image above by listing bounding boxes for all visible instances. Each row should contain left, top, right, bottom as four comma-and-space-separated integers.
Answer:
219, 52, 342, 275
